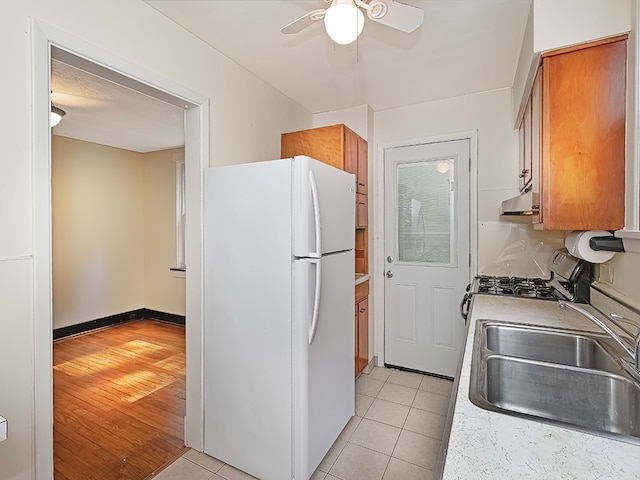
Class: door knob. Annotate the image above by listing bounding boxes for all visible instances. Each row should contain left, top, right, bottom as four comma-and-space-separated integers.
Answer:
386, 256, 394, 263
386, 270, 394, 278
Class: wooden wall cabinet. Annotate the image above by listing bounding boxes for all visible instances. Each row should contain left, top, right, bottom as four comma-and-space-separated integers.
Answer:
521, 36, 627, 230
355, 280, 369, 376
282, 124, 369, 274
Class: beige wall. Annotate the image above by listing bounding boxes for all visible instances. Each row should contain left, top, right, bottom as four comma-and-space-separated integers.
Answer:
1, 1, 311, 476
143, 148, 187, 316
52, 136, 145, 329
52, 137, 187, 331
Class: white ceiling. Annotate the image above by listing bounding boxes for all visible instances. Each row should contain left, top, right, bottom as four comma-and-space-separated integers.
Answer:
146, 0, 531, 113
51, 0, 531, 152
51, 59, 185, 153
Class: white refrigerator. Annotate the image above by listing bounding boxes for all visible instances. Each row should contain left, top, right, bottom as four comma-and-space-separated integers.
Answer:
203, 156, 356, 480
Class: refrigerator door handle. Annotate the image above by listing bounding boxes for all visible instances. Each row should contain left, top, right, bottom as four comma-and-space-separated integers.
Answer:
309, 170, 322, 259
309, 257, 322, 345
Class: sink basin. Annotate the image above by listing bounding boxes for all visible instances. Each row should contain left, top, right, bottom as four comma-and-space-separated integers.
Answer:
484, 323, 621, 373
479, 356, 640, 438
470, 320, 640, 443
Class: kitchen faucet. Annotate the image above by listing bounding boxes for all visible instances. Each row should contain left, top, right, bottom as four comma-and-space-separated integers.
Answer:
558, 301, 640, 381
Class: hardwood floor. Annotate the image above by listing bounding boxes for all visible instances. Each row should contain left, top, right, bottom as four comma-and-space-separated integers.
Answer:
53, 319, 186, 480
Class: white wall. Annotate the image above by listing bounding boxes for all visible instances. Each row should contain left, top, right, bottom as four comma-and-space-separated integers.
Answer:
1, 1, 312, 478
533, 0, 632, 53
372, 88, 566, 360
512, 0, 632, 125
375, 88, 522, 266
314, 105, 371, 139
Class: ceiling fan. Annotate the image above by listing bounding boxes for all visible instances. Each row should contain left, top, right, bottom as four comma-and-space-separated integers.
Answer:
281, 0, 424, 45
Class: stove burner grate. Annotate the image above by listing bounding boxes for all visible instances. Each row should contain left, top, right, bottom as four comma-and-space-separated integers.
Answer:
474, 275, 560, 300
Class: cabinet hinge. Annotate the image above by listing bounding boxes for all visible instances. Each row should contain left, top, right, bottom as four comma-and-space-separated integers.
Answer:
469, 156, 471, 172
469, 253, 471, 267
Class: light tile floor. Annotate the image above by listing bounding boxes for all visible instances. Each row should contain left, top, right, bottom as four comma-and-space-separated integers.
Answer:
153, 367, 453, 480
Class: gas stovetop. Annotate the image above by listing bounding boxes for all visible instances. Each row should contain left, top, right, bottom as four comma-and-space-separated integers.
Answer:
471, 249, 592, 303
474, 275, 563, 300
460, 249, 593, 322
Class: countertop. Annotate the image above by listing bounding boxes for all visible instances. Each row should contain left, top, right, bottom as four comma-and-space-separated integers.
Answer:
441, 294, 640, 479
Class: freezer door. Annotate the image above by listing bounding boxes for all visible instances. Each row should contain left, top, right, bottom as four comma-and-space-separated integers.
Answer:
294, 250, 355, 479
293, 156, 355, 257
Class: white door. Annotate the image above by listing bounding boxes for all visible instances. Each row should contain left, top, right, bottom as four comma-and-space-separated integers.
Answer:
384, 139, 470, 377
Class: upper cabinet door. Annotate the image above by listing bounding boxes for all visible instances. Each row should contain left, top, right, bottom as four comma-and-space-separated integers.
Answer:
538, 36, 626, 231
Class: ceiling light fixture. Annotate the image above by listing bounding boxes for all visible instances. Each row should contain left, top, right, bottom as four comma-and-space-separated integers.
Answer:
51, 104, 66, 127
323, 0, 365, 45
281, 0, 422, 44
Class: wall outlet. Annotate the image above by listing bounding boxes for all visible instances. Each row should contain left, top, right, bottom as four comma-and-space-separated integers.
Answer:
599, 260, 615, 284
0, 416, 7, 442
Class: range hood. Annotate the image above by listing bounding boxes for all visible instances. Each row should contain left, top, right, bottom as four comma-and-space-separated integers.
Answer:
500, 190, 539, 216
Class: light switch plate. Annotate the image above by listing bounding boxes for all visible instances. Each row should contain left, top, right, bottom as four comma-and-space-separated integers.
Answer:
0, 416, 6, 442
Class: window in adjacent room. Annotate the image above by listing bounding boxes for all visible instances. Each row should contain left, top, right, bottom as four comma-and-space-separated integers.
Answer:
175, 160, 186, 269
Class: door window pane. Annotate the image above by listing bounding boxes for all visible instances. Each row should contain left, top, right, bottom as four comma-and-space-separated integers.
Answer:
397, 159, 454, 265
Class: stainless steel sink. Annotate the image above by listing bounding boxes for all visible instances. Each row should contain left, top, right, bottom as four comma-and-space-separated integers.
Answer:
469, 320, 640, 444
484, 323, 621, 373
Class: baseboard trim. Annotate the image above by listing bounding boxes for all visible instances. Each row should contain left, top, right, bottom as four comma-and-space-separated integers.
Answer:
141, 308, 186, 326
53, 308, 185, 340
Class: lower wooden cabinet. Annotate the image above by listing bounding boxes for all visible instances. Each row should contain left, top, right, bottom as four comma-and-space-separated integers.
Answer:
355, 280, 369, 376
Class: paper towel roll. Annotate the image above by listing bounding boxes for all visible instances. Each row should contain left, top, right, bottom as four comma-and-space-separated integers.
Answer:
565, 230, 616, 263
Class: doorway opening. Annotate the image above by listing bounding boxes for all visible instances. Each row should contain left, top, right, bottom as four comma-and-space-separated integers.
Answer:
33, 20, 208, 480
50, 47, 189, 478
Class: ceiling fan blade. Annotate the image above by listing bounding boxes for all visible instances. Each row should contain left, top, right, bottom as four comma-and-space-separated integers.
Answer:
280, 8, 326, 34
369, 0, 424, 33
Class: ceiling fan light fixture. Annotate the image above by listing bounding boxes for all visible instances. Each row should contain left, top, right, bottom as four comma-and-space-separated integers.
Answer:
324, 0, 365, 45
51, 104, 66, 127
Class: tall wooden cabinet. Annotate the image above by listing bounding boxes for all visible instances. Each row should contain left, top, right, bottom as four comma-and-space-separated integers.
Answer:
519, 35, 627, 230
282, 124, 370, 375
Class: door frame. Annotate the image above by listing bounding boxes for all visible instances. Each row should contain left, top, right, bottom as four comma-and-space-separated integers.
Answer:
32, 19, 209, 478
374, 131, 478, 367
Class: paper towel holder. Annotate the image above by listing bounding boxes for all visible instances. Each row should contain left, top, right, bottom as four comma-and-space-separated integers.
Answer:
589, 236, 625, 253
